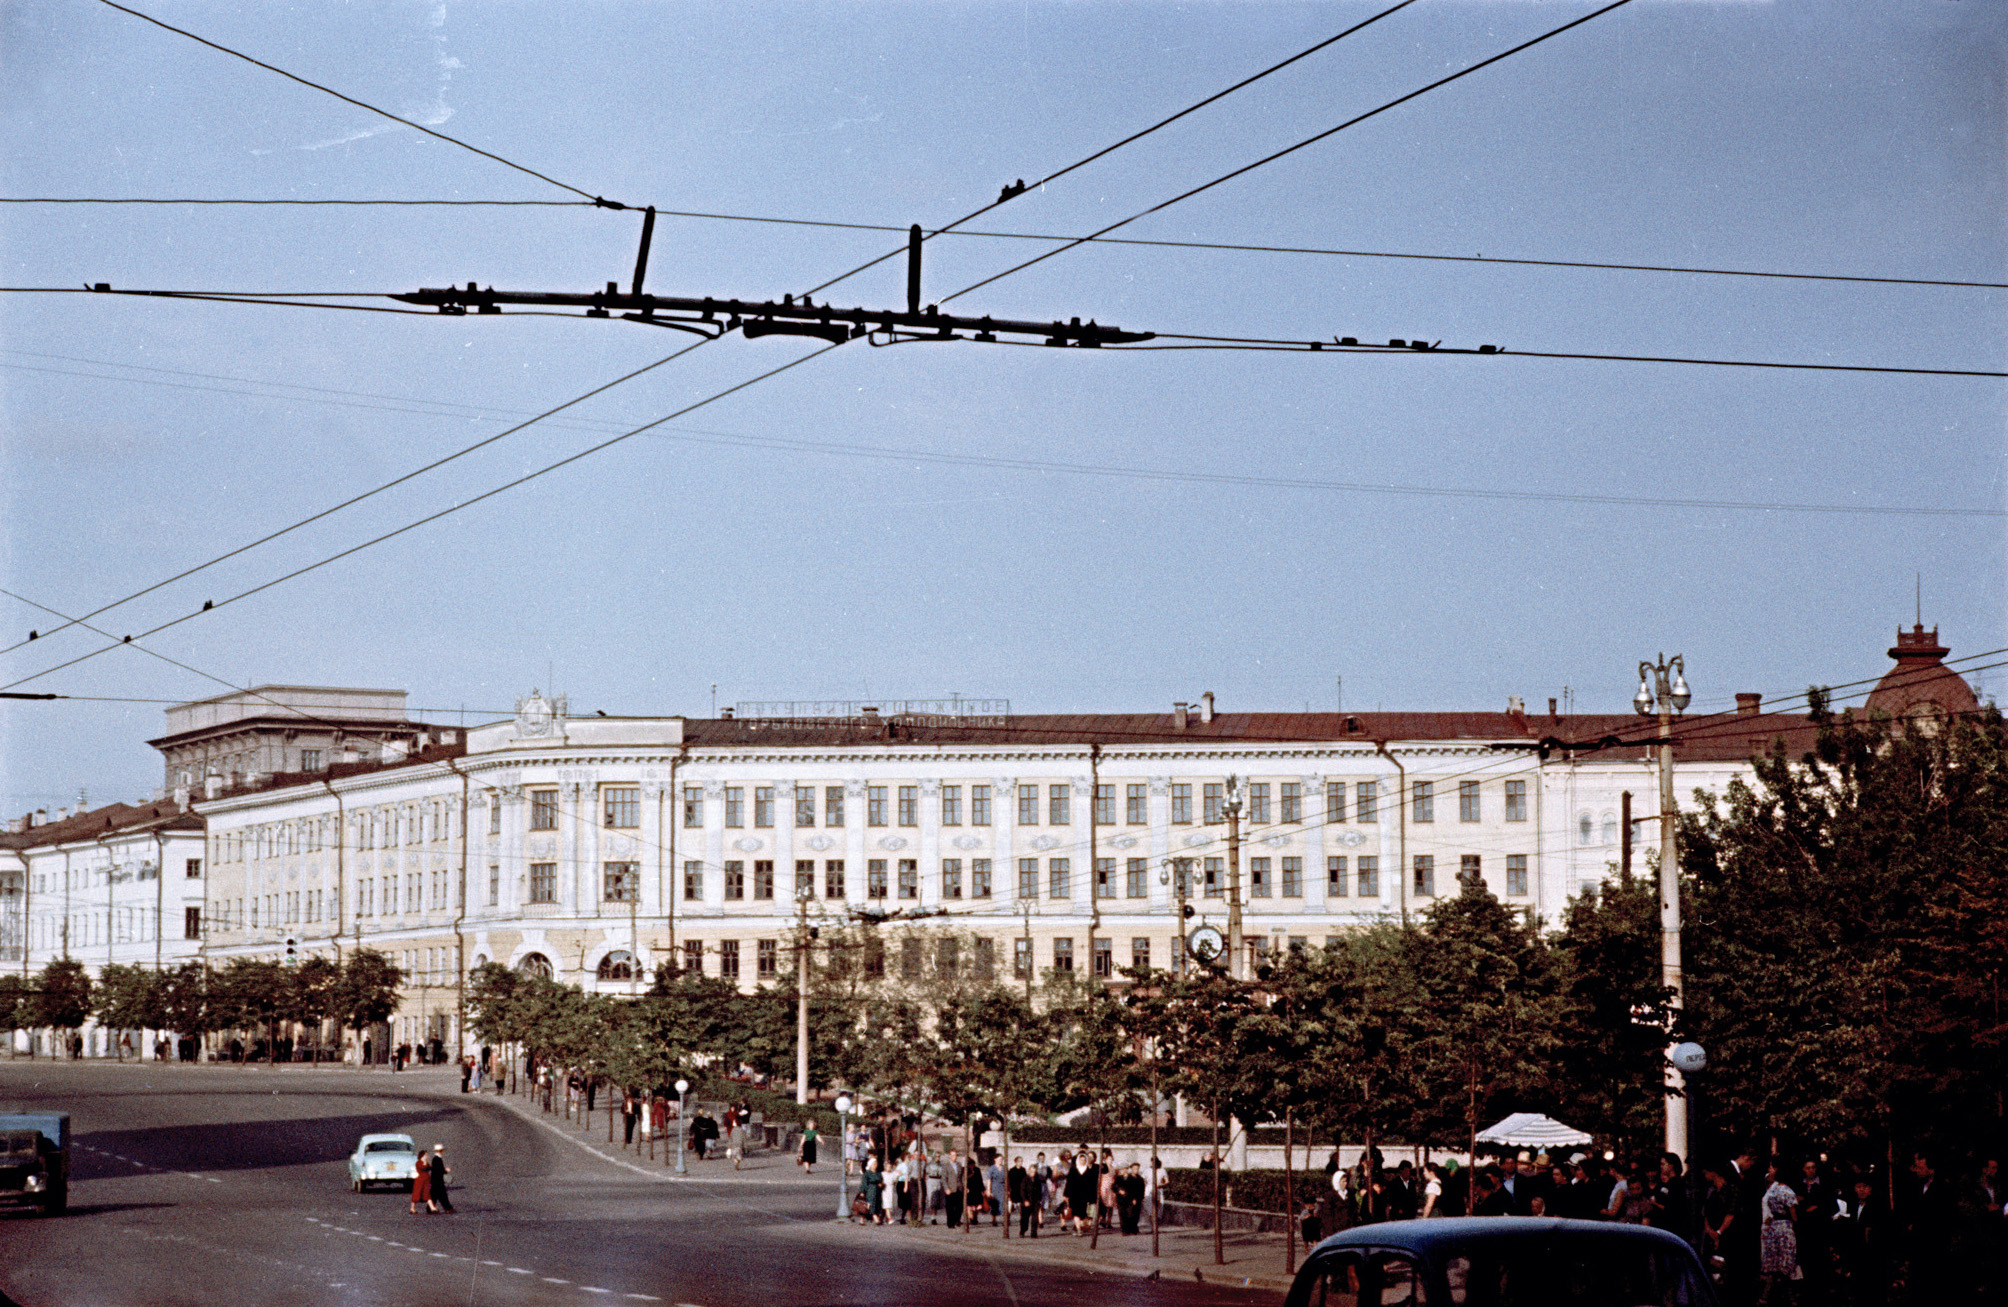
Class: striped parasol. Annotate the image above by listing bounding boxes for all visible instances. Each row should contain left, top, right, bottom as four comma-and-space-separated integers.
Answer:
1473, 1112, 1595, 1150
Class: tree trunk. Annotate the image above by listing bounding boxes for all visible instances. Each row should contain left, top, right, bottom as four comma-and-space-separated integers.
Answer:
1212, 1109, 1224, 1265
1286, 1109, 1297, 1274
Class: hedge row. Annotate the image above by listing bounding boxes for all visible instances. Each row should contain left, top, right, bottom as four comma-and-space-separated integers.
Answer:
1163, 1167, 1330, 1215
1007, 1125, 1306, 1146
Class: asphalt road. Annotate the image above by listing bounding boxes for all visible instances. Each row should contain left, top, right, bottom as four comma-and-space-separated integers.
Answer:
0, 1060, 1277, 1307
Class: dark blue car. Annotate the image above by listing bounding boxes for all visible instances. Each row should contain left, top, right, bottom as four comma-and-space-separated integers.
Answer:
1283, 1217, 1719, 1307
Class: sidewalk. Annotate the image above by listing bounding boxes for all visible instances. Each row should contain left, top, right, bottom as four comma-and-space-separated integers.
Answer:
828, 1211, 1301, 1293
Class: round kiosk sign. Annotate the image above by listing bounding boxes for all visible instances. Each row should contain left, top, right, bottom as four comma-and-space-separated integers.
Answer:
1187, 924, 1226, 963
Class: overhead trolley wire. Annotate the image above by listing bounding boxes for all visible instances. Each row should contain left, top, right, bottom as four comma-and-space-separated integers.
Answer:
801, 0, 1420, 300
942, 0, 1637, 305
96, 0, 619, 207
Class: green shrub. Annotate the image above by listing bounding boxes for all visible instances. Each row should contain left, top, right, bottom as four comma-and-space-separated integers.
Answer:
1162, 1167, 1326, 1215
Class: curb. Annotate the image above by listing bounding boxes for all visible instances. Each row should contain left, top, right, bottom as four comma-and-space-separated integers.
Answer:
834, 1218, 1294, 1292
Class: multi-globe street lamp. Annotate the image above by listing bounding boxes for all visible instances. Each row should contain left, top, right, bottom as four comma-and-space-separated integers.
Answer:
1634, 653, 1691, 1164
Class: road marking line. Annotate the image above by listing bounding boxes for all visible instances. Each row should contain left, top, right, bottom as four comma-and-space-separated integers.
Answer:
582, 1290, 612, 1296
507, 1268, 532, 1275
367, 1236, 384, 1242
541, 1277, 571, 1285
624, 1296, 661, 1302
481, 1259, 503, 1266
387, 1241, 405, 1248
430, 1252, 450, 1258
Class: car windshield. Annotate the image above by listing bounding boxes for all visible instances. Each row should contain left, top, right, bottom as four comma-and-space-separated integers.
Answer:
1445, 1238, 1713, 1307
1, 1133, 38, 1157
364, 1140, 414, 1154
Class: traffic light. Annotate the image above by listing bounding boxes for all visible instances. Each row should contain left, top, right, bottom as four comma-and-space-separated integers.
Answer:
1181, 904, 1195, 919
285, 937, 297, 963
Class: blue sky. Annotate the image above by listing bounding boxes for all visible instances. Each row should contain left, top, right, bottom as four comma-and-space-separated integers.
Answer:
3, 0, 2003, 809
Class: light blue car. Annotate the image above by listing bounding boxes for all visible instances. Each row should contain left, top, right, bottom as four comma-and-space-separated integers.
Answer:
347, 1133, 418, 1192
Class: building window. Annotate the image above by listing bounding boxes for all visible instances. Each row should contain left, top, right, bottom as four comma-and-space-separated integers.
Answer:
604, 787, 640, 829
867, 859, 888, 899
974, 937, 995, 981
184, 906, 202, 939
1125, 858, 1148, 899
794, 860, 815, 900
940, 785, 962, 826
1131, 937, 1151, 972
754, 787, 775, 828
1505, 780, 1528, 823
1413, 782, 1434, 823
1281, 782, 1301, 824
1579, 813, 1594, 845
795, 787, 816, 827
1018, 784, 1040, 825
1053, 938, 1074, 973
1460, 853, 1483, 889
1249, 783, 1271, 824
1506, 854, 1529, 896
1282, 857, 1303, 897
185, 858, 202, 878
682, 939, 703, 975
897, 859, 918, 900
897, 786, 918, 827
1204, 857, 1224, 898
867, 786, 888, 827
1093, 784, 1114, 826
942, 859, 963, 899
1092, 936, 1113, 978
517, 952, 553, 979
683, 787, 704, 827
1048, 858, 1071, 899
1323, 781, 1346, 825
598, 950, 637, 982
936, 936, 960, 979
724, 861, 745, 900
603, 861, 639, 902
530, 790, 559, 831
724, 787, 744, 828
1094, 858, 1115, 899
300, 749, 322, 772
683, 862, 703, 901
1171, 783, 1193, 824
1328, 856, 1347, 896
488, 864, 500, 906
901, 937, 923, 981
971, 859, 992, 899
757, 939, 778, 978
971, 785, 991, 826
824, 860, 845, 898
826, 786, 846, 827
753, 861, 775, 900
489, 801, 502, 836
1459, 781, 1480, 823
1249, 857, 1271, 898
1018, 858, 1039, 899
1203, 783, 1224, 824
1125, 783, 1147, 825
1013, 937, 1032, 980
1358, 856, 1379, 897
719, 940, 740, 980
529, 862, 557, 904
1413, 855, 1435, 897
1357, 781, 1378, 823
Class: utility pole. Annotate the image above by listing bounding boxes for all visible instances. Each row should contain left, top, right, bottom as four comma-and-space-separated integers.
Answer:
1633, 654, 1691, 1164
1087, 744, 1101, 983
1224, 777, 1244, 979
795, 887, 811, 1105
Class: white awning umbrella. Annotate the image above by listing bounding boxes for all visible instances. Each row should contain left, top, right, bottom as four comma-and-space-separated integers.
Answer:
1473, 1112, 1595, 1150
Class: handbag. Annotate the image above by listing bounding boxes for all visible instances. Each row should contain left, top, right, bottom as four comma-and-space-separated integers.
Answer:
851, 1194, 869, 1218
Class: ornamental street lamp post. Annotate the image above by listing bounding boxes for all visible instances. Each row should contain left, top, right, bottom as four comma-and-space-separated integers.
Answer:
675, 1077, 691, 1175
1634, 653, 1691, 1165
835, 1094, 853, 1220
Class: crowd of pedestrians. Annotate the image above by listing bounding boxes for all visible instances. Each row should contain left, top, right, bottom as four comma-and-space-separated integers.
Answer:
1311, 1144, 2002, 1307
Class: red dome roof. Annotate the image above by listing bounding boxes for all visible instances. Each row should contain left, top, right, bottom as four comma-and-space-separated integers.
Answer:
1863, 624, 1979, 724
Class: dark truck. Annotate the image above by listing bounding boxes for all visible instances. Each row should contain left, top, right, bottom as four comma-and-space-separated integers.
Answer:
0, 1112, 69, 1216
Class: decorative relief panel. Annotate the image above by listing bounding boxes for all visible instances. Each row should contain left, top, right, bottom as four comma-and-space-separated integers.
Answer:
608, 836, 637, 856
876, 836, 908, 851
805, 835, 836, 852
1112, 835, 1139, 850
1029, 835, 1062, 851
919, 780, 939, 796
951, 835, 983, 851
732, 837, 764, 853
529, 836, 557, 858
1336, 829, 1368, 849
1183, 833, 1213, 848
1149, 777, 1169, 796
1261, 834, 1291, 849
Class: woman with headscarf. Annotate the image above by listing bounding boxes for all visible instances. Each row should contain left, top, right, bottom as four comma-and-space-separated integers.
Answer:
1064, 1151, 1100, 1236
861, 1154, 886, 1225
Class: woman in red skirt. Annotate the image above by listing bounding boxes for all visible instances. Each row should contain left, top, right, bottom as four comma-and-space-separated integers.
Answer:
410, 1153, 432, 1215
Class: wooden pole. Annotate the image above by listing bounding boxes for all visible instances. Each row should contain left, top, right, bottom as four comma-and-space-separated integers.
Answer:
1286, 1109, 1297, 1273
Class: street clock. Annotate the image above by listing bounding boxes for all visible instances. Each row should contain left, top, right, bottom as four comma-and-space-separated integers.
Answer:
1187, 924, 1226, 964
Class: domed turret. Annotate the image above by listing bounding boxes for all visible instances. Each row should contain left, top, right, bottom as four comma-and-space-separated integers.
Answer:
1863, 623, 1978, 730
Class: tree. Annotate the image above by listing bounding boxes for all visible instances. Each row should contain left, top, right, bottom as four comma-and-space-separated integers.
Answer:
0, 974, 32, 1048
334, 949, 403, 1059
1680, 702, 2008, 1164
155, 962, 212, 1044
33, 959, 93, 1048
1549, 868, 1675, 1159
288, 955, 343, 1053
92, 963, 163, 1054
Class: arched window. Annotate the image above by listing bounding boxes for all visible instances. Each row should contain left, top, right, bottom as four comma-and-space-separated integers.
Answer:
1600, 813, 1619, 846
472, 953, 489, 970
1578, 813, 1593, 845
597, 950, 637, 982
517, 952, 553, 979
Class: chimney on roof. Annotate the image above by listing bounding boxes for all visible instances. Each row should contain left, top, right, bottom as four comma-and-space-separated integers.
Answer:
1736, 692, 1762, 717
720, 707, 736, 720
1200, 691, 1215, 724
1507, 696, 1525, 715
204, 773, 223, 800
1548, 698, 1558, 718
1173, 702, 1189, 731
174, 786, 190, 812
858, 706, 876, 724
